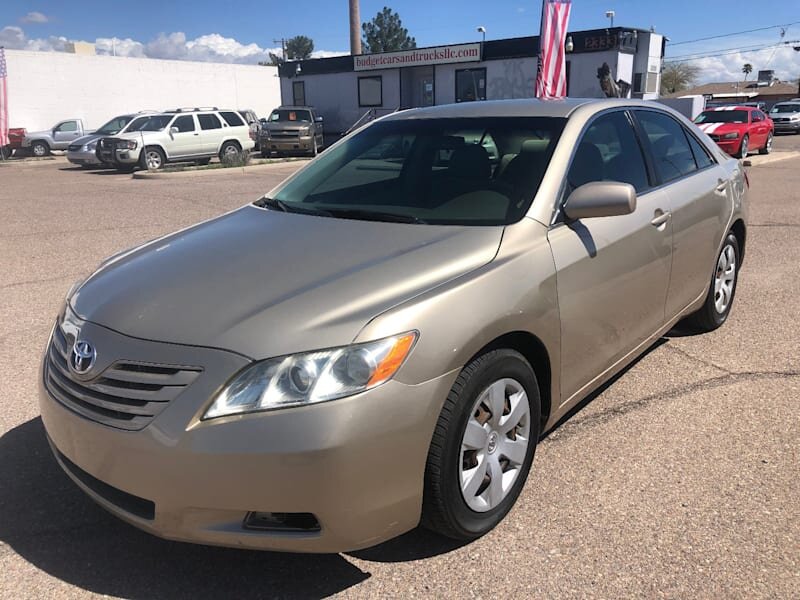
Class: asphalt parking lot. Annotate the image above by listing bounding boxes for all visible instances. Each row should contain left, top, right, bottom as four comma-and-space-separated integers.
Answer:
1, 137, 798, 599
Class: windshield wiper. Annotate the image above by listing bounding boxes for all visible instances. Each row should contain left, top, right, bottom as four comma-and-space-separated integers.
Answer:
322, 208, 428, 224
255, 197, 333, 217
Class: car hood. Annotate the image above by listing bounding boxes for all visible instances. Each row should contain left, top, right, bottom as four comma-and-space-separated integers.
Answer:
70, 133, 102, 146
696, 122, 747, 135
71, 205, 503, 359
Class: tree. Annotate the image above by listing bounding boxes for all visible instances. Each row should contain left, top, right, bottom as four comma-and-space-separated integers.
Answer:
660, 62, 700, 95
286, 35, 314, 60
362, 7, 416, 54
742, 63, 753, 81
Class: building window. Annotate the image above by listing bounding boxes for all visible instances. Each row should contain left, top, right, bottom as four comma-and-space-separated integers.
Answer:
293, 81, 306, 106
455, 68, 486, 102
358, 76, 383, 107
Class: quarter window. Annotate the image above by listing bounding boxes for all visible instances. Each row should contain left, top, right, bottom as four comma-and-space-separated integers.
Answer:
220, 111, 245, 127
567, 111, 649, 192
173, 115, 195, 132
635, 111, 698, 183
686, 133, 714, 170
198, 114, 222, 130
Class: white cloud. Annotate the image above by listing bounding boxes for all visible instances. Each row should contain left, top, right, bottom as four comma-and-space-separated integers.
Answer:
20, 12, 49, 24
1, 24, 345, 65
688, 46, 800, 84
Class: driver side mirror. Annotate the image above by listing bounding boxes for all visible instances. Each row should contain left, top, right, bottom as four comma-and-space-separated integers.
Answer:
315, 116, 323, 123
169, 126, 179, 135
564, 181, 637, 221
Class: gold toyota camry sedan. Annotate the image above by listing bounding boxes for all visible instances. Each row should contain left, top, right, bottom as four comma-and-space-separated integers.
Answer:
40, 98, 747, 552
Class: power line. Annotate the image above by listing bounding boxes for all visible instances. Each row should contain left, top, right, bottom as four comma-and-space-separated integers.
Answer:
668, 41, 784, 61
669, 21, 800, 46
664, 40, 800, 64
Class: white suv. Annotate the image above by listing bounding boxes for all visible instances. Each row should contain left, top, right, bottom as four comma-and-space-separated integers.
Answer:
100, 108, 255, 171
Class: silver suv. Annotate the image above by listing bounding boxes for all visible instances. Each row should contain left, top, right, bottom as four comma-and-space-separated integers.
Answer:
769, 100, 800, 133
99, 108, 255, 172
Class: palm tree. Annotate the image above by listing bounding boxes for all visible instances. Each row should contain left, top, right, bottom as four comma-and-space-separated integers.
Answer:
742, 63, 753, 82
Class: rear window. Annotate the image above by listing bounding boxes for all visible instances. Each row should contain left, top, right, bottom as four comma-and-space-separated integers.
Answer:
220, 111, 246, 127
269, 117, 565, 226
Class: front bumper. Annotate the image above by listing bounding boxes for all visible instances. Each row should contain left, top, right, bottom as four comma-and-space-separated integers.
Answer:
774, 122, 800, 132
39, 316, 454, 552
67, 149, 102, 166
260, 135, 314, 154
712, 138, 741, 155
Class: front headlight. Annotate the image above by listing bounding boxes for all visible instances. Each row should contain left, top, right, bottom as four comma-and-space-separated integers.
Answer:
118, 140, 137, 150
790, 116, 800, 122
84, 141, 98, 151
299, 126, 311, 136
204, 332, 418, 419
722, 132, 739, 140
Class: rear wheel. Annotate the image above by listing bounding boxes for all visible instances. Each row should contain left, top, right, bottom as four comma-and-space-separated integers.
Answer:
0, 145, 11, 160
759, 132, 773, 155
31, 141, 50, 157
736, 135, 749, 158
683, 232, 740, 332
141, 146, 166, 170
219, 141, 241, 162
422, 349, 540, 540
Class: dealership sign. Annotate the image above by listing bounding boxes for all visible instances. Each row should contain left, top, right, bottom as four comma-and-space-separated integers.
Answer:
354, 44, 482, 71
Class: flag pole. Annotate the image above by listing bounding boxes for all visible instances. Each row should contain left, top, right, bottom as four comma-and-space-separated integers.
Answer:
0, 45, 6, 162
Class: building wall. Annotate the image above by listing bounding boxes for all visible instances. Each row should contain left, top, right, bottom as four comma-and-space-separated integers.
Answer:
631, 32, 663, 100
4, 49, 281, 131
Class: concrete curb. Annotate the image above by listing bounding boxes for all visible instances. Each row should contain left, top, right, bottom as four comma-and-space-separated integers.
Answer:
747, 151, 800, 167
131, 159, 309, 180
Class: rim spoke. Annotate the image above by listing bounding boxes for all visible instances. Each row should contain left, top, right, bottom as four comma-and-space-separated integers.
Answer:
463, 419, 488, 450
500, 436, 528, 466
498, 391, 528, 434
462, 456, 488, 498
485, 381, 506, 428
487, 456, 504, 506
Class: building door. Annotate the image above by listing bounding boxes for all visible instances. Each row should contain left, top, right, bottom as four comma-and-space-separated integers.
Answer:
293, 81, 306, 106
400, 66, 435, 109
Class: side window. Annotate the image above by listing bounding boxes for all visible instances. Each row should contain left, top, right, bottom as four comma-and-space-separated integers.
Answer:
635, 111, 697, 183
173, 115, 195, 133
567, 111, 649, 193
220, 111, 245, 127
685, 133, 714, 170
198, 114, 222, 130
56, 121, 78, 132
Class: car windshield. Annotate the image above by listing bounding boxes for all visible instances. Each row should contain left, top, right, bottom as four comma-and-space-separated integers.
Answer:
770, 104, 800, 114
264, 117, 565, 226
269, 109, 312, 123
694, 110, 749, 124
95, 116, 133, 135
137, 115, 174, 131
124, 116, 152, 132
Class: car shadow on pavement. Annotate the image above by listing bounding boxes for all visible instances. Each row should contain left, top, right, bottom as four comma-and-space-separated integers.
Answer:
0, 418, 370, 599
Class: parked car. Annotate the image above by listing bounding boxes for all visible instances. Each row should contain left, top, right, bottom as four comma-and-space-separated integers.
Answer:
1, 127, 26, 159
693, 106, 773, 157
768, 101, 800, 134
67, 112, 157, 168
98, 108, 255, 172
40, 98, 747, 553
259, 105, 324, 157
237, 108, 261, 151
21, 119, 92, 157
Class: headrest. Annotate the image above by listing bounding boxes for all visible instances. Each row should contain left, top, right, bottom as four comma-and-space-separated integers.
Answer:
448, 144, 491, 179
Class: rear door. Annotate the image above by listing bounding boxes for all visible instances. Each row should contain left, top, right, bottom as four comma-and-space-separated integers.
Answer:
197, 113, 226, 155
632, 109, 730, 320
548, 110, 673, 405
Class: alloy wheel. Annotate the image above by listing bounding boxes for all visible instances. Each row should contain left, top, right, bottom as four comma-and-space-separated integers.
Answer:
459, 378, 530, 512
714, 243, 736, 314
145, 150, 162, 170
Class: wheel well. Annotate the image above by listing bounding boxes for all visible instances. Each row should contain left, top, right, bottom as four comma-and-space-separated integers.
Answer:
31, 139, 49, 148
143, 144, 167, 159
470, 331, 552, 431
221, 139, 242, 150
731, 219, 746, 265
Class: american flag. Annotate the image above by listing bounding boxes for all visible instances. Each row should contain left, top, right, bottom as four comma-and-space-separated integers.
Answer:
534, 0, 572, 99
0, 47, 8, 147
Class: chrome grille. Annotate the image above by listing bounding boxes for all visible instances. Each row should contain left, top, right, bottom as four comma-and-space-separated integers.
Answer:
44, 323, 202, 431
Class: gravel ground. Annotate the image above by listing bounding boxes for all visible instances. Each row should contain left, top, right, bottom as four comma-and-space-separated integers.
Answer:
0, 137, 798, 599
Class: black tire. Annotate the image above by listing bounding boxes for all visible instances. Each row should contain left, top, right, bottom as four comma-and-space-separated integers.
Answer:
31, 141, 50, 157
683, 232, 740, 332
261, 150, 270, 159
422, 349, 541, 540
736, 135, 749, 158
219, 141, 241, 162
140, 146, 166, 170
0, 145, 11, 160
758, 132, 773, 155
310, 137, 319, 157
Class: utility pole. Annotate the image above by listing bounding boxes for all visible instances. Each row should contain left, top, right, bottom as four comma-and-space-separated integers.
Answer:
349, 0, 361, 55
273, 38, 287, 61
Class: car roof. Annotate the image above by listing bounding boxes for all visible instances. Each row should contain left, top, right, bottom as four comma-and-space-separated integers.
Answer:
380, 98, 667, 121
275, 106, 315, 110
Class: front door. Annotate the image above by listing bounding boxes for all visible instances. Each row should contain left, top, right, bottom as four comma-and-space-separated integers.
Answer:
168, 114, 203, 157
53, 121, 81, 145
547, 110, 673, 406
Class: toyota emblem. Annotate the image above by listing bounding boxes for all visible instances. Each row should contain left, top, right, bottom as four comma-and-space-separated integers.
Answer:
70, 339, 96, 375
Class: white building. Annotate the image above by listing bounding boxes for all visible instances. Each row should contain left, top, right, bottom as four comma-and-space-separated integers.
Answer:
278, 27, 665, 134
3, 49, 281, 131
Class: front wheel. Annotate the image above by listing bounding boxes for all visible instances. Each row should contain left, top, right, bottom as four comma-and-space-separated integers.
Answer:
683, 232, 740, 332
422, 349, 540, 540
141, 146, 166, 170
759, 132, 773, 155
736, 135, 749, 158
31, 141, 50, 157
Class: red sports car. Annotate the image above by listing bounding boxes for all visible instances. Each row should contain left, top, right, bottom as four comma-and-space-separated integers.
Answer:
694, 106, 774, 158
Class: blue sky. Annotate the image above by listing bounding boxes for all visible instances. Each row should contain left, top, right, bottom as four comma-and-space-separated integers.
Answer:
1, 1, 799, 82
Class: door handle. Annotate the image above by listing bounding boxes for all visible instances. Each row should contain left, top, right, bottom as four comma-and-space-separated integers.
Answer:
650, 211, 671, 227
716, 178, 728, 192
